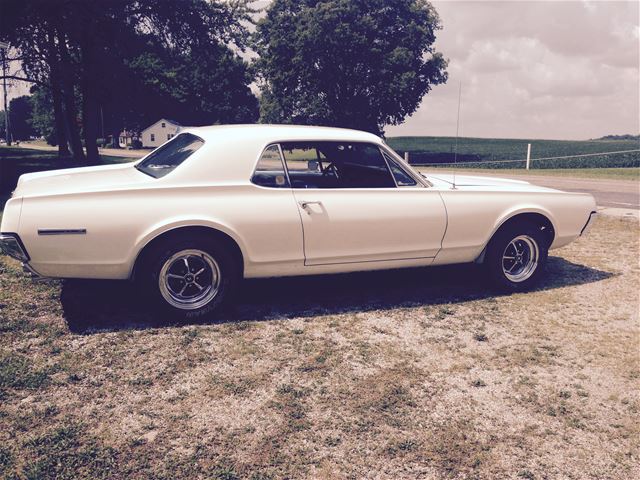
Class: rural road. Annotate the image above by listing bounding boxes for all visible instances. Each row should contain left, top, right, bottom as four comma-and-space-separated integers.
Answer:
420, 169, 640, 210
18, 142, 147, 159
494, 174, 639, 210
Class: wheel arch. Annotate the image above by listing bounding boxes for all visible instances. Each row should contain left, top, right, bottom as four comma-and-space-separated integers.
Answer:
130, 223, 245, 281
476, 209, 556, 263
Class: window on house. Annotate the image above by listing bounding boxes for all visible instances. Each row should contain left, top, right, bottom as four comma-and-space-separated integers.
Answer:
161, 122, 166, 128
150, 134, 155, 142
167, 134, 171, 140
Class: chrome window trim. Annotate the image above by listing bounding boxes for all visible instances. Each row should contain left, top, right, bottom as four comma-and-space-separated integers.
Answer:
379, 148, 420, 188
279, 140, 397, 190
250, 143, 290, 189
379, 145, 431, 188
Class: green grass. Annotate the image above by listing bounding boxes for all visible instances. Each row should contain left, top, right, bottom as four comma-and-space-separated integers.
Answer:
0, 146, 136, 165
417, 167, 640, 181
387, 135, 640, 169
0, 216, 638, 479
0, 146, 137, 194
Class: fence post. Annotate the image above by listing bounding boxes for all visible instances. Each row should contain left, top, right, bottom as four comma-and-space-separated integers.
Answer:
526, 144, 531, 170
404, 152, 409, 163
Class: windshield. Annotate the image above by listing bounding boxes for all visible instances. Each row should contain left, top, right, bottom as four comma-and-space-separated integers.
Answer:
135, 133, 204, 178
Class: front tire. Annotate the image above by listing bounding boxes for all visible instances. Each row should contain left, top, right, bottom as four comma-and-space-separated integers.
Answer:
141, 234, 239, 320
485, 221, 548, 291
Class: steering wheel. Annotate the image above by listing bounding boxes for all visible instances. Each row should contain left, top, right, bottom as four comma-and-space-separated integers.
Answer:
321, 162, 340, 179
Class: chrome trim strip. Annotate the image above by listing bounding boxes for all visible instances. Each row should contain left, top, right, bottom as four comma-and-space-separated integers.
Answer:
0, 232, 30, 262
580, 211, 597, 236
22, 262, 44, 278
37, 229, 87, 236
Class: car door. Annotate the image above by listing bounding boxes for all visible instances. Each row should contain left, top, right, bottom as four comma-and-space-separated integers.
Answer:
280, 141, 447, 266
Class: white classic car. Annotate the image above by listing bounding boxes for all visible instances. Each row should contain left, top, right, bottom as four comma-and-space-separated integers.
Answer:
1, 125, 596, 318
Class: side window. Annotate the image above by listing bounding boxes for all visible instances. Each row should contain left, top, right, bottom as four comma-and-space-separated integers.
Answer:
382, 151, 417, 186
252, 145, 290, 188
281, 141, 395, 189
150, 133, 155, 142
280, 143, 335, 189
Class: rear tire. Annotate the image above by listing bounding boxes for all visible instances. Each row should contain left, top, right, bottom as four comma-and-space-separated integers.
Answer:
485, 221, 548, 292
140, 234, 240, 320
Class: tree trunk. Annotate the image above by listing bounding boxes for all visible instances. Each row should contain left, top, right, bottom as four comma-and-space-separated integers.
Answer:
44, 28, 70, 157
60, 82, 85, 164
81, 84, 100, 165
49, 80, 70, 157
56, 30, 86, 164
79, 27, 100, 165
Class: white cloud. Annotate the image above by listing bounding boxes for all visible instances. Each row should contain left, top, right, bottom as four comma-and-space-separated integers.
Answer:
388, 0, 640, 139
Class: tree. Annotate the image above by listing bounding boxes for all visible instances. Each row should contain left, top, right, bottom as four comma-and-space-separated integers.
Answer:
253, 0, 448, 135
8, 95, 36, 140
0, 0, 258, 164
29, 86, 58, 145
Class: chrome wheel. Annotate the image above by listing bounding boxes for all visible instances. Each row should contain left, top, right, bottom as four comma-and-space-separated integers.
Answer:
501, 235, 539, 283
158, 249, 221, 310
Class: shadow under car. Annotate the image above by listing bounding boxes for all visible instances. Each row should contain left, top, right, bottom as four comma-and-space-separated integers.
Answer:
59, 256, 614, 334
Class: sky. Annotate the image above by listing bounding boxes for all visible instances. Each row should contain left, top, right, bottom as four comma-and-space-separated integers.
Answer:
3, 0, 639, 140
385, 0, 640, 140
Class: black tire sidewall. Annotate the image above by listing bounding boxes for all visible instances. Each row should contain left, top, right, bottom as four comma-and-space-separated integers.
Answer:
485, 222, 548, 292
142, 235, 239, 320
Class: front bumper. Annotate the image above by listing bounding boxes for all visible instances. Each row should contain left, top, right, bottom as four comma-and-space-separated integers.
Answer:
0, 233, 30, 262
580, 211, 597, 236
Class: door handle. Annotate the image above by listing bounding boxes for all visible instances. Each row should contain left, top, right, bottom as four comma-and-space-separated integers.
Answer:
298, 200, 323, 210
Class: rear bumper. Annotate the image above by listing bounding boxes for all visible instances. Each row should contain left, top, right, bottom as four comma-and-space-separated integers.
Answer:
0, 232, 46, 278
0, 233, 30, 262
580, 211, 597, 236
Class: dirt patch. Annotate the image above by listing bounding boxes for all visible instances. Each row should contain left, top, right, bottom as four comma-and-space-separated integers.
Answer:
0, 215, 638, 479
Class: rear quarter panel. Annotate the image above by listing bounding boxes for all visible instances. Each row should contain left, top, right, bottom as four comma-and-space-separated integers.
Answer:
17, 184, 303, 279
433, 189, 595, 265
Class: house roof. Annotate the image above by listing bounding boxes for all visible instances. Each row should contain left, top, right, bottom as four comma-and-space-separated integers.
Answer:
141, 118, 182, 134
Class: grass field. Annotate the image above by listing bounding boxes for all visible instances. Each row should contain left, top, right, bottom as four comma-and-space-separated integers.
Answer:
387, 136, 640, 169
0, 146, 137, 194
0, 215, 638, 479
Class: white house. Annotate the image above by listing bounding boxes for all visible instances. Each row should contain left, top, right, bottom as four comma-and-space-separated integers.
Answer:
140, 119, 182, 148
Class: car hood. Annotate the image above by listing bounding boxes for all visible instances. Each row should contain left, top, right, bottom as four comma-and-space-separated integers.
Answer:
13, 163, 153, 197
423, 173, 561, 193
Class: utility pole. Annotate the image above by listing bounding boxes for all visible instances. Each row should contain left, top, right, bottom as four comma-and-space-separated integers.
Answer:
0, 41, 10, 146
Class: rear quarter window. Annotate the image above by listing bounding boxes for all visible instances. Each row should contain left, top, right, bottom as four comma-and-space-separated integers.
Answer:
136, 133, 204, 178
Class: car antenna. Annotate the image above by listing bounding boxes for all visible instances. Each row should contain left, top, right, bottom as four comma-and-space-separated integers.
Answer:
452, 81, 462, 190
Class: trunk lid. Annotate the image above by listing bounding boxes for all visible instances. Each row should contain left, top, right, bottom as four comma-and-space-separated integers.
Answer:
13, 163, 153, 197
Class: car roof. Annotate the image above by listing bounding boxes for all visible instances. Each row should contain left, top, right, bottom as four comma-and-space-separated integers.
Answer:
165, 124, 385, 184
182, 124, 382, 144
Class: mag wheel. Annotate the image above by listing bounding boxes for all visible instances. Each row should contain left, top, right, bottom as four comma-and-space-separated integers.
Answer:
486, 222, 548, 291
143, 234, 239, 319
158, 249, 221, 310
